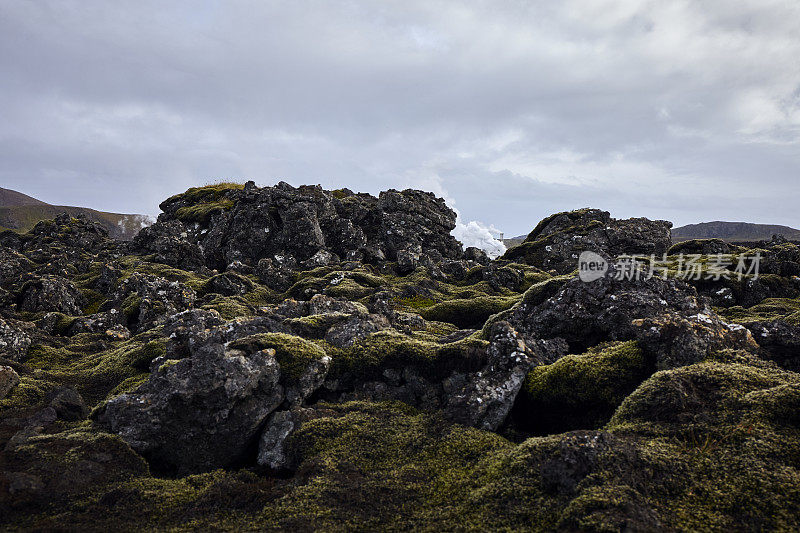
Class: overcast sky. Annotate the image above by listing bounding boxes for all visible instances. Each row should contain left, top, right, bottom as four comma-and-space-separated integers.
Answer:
1, 0, 799, 235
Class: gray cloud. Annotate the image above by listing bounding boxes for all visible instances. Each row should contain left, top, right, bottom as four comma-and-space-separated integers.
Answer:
1, 0, 799, 235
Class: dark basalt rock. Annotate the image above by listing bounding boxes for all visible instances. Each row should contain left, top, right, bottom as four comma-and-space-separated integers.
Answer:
18, 276, 86, 316
482, 263, 524, 291
102, 273, 196, 332
45, 387, 89, 421
500, 273, 757, 369
131, 219, 206, 272
0, 365, 20, 399
65, 310, 126, 337
760, 243, 800, 277
133, 181, 463, 272
502, 208, 672, 274
667, 238, 734, 255
442, 321, 550, 430
95, 341, 285, 475
0, 247, 34, 289
742, 320, 800, 371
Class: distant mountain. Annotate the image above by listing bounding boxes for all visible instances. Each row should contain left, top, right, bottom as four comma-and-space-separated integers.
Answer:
0, 187, 153, 240
672, 221, 800, 243
503, 235, 527, 248
0, 187, 48, 207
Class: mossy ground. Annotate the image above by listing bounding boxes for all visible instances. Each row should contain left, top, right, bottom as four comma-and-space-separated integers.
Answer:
5, 210, 800, 530
9, 360, 800, 531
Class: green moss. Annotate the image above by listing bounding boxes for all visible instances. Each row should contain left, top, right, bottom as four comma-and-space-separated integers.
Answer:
25, 343, 81, 369
513, 341, 653, 435
46, 313, 78, 336
283, 312, 351, 338
117, 256, 207, 290
163, 182, 244, 206
175, 199, 235, 223
199, 296, 253, 319
120, 294, 142, 322
327, 330, 436, 381
398, 294, 436, 309
161, 182, 244, 224
720, 297, 800, 326
607, 361, 795, 436
80, 289, 106, 315
242, 284, 279, 305
323, 278, 372, 300
419, 295, 520, 329
424, 320, 460, 337
228, 333, 328, 385
12, 375, 800, 531
23, 335, 167, 407
329, 188, 350, 199
348, 270, 385, 288
105, 373, 149, 399
157, 359, 181, 373
0, 376, 55, 411
328, 330, 489, 383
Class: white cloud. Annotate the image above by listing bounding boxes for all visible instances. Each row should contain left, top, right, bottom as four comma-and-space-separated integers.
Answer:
0, 0, 799, 232
452, 220, 507, 259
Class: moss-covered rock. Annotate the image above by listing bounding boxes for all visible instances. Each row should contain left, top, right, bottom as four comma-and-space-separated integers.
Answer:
419, 295, 519, 329
1, 425, 149, 512
512, 341, 654, 435
228, 332, 328, 385
720, 297, 800, 326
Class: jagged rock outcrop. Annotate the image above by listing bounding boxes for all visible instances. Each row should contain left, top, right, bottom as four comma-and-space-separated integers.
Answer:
498, 272, 757, 369
133, 181, 463, 271
18, 276, 86, 316
101, 273, 196, 332
442, 321, 548, 430
502, 208, 672, 274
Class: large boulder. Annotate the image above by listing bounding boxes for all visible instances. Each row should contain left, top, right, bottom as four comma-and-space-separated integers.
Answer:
133, 181, 463, 271
503, 209, 672, 274
95, 341, 284, 475
96, 306, 338, 474
442, 321, 550, 430
17, 276, 86, 315
130, 219, 206, 271
498, 273, 757, 369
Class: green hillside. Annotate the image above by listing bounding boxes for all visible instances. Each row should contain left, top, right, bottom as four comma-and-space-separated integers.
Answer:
0, 188, 151, 240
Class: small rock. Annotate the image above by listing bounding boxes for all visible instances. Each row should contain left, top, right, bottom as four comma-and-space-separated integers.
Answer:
0, 319, 32, 362
0, 365, 20, 399
46, 387, 89, 421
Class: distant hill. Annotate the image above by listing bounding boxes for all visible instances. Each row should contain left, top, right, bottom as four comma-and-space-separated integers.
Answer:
671, 221, 800, 243
503, 235, 527, 249
0, 187, 152, 240
0, 188, 48, 207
